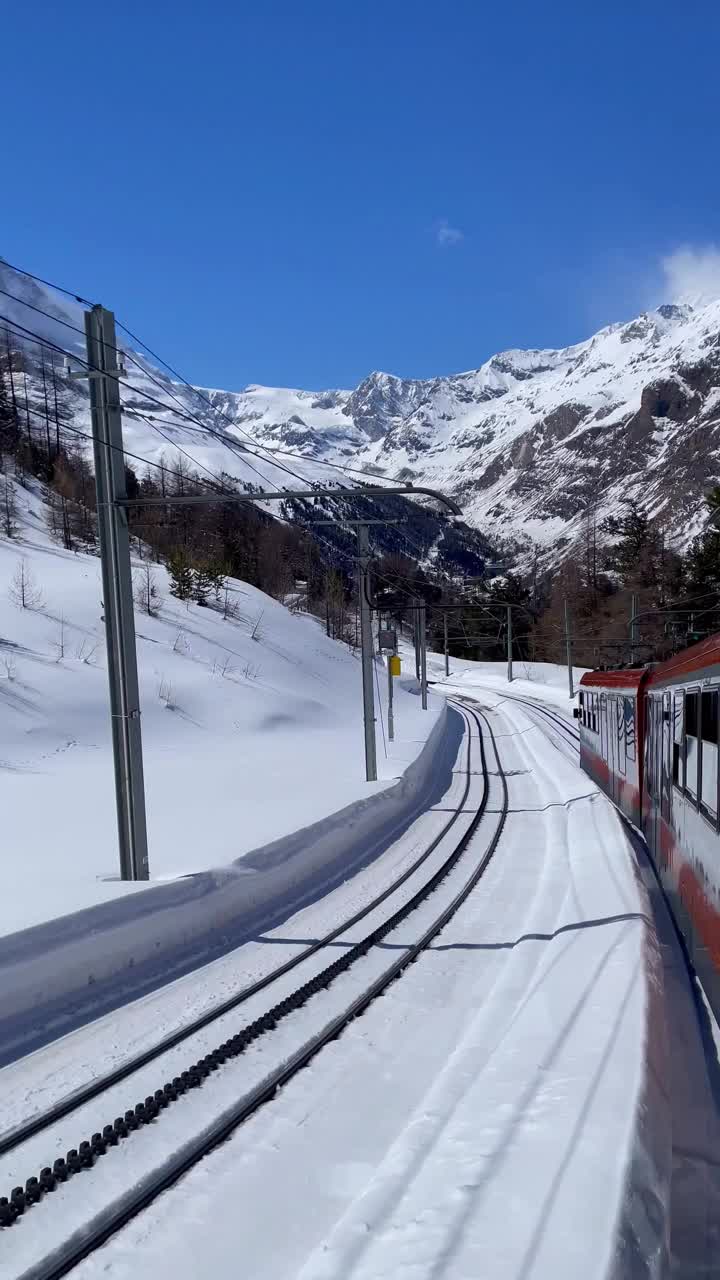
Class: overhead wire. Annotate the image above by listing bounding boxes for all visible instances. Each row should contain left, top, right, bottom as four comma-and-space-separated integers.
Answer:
1, 264, 478, 611
1, 264, 469, 524
0, 304, 319, 493
16, 402, 223, 492
0, 257, 95, 306
0, 311, 281, 490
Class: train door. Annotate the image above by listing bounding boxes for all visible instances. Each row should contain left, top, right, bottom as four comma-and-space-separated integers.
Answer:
606, 695, 618, 803
661, 691, 673, 828
644, 694, 662, 851
600, 693, 608, 786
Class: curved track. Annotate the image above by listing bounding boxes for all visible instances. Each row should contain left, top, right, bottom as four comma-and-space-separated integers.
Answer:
0, 709, 474, 1161
494, 690, 580, 749
1, 703, 510, 1280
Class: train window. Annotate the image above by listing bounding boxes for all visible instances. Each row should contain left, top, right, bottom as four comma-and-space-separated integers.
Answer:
685, 691, 699, 801
673, 693, 683, 786
579, 690, 586, 727
624, 698, 636, 761
592, 693, 598, 733
701, 690, 718, 818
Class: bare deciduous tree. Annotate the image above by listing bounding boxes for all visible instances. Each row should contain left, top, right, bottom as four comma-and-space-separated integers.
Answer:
9, 558, 44, 610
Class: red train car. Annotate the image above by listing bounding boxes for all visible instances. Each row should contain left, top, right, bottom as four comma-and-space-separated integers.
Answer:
578, 669, 647, 827
579, 636, 720, 1021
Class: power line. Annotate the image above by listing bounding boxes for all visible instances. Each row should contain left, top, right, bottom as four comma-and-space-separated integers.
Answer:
0, 257, 95, 307
0, 314, 379, 518
0, 265, 466, 508
111, 313, 459, 499
0, 271, 309, 488
16, 401, 222, 492
115, 317, 315, 473
1, 307, 310, 491
0, 285, 88, 339
1, 271, 471, 589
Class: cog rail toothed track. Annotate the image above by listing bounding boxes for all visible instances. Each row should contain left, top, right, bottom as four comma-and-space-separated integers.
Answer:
2, 704, 509, 1280
1, 706, 477, 1161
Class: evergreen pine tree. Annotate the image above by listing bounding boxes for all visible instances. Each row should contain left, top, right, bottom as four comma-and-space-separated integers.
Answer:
192, 564, 213, 606
167, 550, 194, 601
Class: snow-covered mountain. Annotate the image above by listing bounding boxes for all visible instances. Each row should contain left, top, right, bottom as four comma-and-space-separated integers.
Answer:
3, 260, 720, 561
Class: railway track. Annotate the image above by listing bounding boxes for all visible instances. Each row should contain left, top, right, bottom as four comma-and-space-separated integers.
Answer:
494, 690, 580, 749
1, 701, 509, 1280
432, 678, 580, 753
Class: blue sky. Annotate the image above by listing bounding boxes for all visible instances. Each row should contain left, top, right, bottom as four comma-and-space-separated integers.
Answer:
3, 1, 720, 390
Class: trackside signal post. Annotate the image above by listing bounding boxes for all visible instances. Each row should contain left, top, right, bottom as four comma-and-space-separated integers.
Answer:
80, 317, 462, 879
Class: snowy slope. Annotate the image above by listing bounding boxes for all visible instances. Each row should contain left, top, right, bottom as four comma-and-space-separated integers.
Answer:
0, 477, 440, 935
4, 260, 720, 561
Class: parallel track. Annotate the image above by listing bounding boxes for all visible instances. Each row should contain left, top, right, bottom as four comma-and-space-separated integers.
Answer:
2, 703, 509, 1280
1, 707, 476, 1160
494, 690, 580, 748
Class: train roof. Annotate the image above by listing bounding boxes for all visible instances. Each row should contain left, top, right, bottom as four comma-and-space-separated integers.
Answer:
647, 630, 720, 687
579, 631, 720, 692
580, 669, 650, 692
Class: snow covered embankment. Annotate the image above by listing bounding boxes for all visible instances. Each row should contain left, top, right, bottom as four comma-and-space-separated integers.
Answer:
0, 479, 452, 1063
0, 699, 456, 1067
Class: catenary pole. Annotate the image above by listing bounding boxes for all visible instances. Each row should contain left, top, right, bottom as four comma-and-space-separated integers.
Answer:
85, 306, 149, 881
387, 640, 395, 742
565, 596, 574, 698
506, 604, 513, 683
444, 610, 450, 678
357, 524, 377, 781
420, 601, 428, 709
630, 592, 639, 665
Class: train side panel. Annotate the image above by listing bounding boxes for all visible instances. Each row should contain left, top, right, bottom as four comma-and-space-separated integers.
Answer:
579, 670, 647, 828
644, 645, 720, 1020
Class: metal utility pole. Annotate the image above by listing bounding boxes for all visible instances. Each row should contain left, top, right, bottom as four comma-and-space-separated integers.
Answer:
85, 306, 149, 881
506, 605, 513, 683
419, 601, 428, 709
387, 644, 395, 742
630, 592, 639, 664
357, 524, 377, 782
444, 611, 450, 678
414, 603, 421, 682
564, 597, 574, 699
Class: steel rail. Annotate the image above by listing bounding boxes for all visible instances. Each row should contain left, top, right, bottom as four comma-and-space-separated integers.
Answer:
0, 711, 476, 1159
3, 704, 508, 1280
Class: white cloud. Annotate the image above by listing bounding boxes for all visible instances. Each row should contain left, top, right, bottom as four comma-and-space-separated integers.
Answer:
660, 245, 720, 306
436, 218, 464, 247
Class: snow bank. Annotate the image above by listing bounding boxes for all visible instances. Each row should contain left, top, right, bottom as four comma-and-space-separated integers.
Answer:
0, 701, 459, 1067
0, 479, 442, 934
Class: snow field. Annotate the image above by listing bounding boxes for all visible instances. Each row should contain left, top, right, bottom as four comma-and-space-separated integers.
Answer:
58, 694, 652, 1280
0, 708, 473, 1142
1, 710, 489, 1279
0, 479, 442, 937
